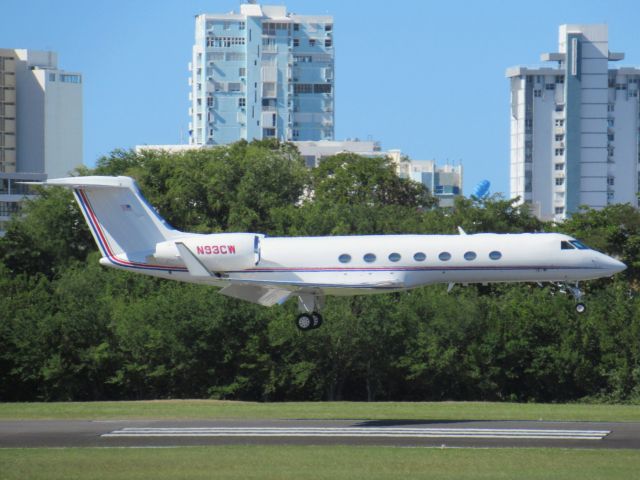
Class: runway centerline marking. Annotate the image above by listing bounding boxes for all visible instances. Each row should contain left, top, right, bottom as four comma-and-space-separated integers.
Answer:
102, 427, 610, 441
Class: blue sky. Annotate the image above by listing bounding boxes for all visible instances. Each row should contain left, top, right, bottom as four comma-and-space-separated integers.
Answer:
2, 0, 639, 195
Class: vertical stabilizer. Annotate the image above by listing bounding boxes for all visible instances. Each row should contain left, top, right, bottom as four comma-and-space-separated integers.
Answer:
45, 176, 179, 261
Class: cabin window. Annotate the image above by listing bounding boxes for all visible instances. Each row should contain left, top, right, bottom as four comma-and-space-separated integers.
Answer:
489, 251, 502, 260
439, 252, 451, 261
464, 251, 477, 261
338, 254, 351, 263
570, 240, 589, 250
388, 253, 401, 262
364, 253, 376, 263
413, 252, 426, 262
561, 241, 575, 250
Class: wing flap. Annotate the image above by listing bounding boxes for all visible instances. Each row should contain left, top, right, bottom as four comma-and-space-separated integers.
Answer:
218, 284, 292, 307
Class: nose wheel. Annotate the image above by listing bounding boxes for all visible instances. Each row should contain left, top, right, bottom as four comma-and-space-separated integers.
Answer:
557, 282, 587, 314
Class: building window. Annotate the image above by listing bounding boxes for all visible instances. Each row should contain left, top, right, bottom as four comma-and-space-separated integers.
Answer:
608, 177, 615, 186
239, 67, 246, 77
325, 24, 333, 31
534, 90, 542, 97
555, 134, 564, 142
388, 253, 401, 262
309, 39, 316, 47
555, 119, 564, 127
413, 252, 426, 262
238, 98, 246, 107
48, 73, 55, 81
239, 21, 245, 30
555, 207, 564, 215
545, 83, 555, 90
60, 74, 81, 84
555, 148, 564, 156
608, 134, 615, 142
294, 84, 313, 94
363, 253, 376, 263
293, 23, 299, 31
438, 252, 451, 261
325, 39, 332, 48
313, 84, 332, 94
489, 251, 502, 260
555, 163, 564, 171
555, 177, 564, 186
464, 251, 477, 261
608, 118, 615, 127
293, 38, 299, 47
338, 254, 351, 264
607, 191, 615, 202
555, 75, 565, 83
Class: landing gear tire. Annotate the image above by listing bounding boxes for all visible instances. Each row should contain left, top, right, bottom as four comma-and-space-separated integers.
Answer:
576, 302, 586, 314
311, 312, 323, 329
295, 313, 314, 331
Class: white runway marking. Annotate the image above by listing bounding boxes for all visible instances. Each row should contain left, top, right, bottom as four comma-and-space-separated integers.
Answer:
102, 427, 610, 440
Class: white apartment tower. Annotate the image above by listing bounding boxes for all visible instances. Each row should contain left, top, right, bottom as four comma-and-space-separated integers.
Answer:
0, 49, 82, 232
189, 3, 334, 146
507, 25, 640, 221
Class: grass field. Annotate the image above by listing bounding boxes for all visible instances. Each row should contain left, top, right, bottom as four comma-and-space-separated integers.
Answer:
1, 400, 640, 422
1, 445, 639, 480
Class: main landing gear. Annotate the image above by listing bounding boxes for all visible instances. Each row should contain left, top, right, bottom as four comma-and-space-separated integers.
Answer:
295, 293, 325, 331
295, 312, 323, 331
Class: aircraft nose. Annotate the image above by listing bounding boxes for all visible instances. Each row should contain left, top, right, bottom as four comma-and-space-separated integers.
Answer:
601, 255, 627, 275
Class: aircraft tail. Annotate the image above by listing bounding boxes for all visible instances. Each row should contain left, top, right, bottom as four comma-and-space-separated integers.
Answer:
45, 176, 180, 262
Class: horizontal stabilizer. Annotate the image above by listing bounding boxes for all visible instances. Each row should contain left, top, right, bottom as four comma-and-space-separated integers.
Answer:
219, 284, 292, 307
175, 242, 212, 277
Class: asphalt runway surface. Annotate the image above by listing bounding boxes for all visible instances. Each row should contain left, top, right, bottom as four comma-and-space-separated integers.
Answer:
2, 419, 640, 449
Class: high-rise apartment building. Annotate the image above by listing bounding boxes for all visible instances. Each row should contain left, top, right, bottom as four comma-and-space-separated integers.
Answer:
189, 3, 334, 146
507, 24, 640, 221
0, 49, 82, 233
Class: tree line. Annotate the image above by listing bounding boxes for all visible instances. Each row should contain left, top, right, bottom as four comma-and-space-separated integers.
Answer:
0, 139, 639, 403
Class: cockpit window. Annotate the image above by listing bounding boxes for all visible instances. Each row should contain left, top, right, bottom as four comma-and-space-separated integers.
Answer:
561, 241, 575, 250
570, 240, 589, 250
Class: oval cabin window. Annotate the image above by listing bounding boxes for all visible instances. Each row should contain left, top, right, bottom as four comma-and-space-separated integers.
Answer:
338, 254, 351, 263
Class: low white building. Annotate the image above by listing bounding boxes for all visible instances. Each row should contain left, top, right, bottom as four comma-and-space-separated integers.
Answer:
135, 140, 463, 207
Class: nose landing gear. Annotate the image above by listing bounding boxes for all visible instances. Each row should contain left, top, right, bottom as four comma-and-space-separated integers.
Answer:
558, 282, 587, 314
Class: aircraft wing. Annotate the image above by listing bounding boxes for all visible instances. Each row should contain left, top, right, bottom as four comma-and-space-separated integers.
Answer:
218, 284, 292, 307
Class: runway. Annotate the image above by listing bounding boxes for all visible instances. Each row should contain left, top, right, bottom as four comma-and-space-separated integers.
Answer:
2, 419, 640, 449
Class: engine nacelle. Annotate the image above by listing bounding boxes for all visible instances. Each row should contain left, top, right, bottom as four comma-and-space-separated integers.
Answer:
152, 233, 263, 272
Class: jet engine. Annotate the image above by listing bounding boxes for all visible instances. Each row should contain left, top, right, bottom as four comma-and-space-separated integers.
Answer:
151, 233, 263, 272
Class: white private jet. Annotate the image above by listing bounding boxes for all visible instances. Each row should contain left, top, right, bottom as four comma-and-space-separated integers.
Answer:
43, 176, 626, 330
